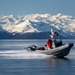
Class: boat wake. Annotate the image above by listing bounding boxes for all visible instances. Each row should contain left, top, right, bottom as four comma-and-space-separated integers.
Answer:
0, 50, 52, 59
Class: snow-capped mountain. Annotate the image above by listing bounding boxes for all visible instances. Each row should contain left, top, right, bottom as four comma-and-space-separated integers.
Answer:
0, 13, 75, 39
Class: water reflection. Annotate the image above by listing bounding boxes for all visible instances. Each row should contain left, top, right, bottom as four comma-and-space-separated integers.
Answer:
46, 57, 75, 75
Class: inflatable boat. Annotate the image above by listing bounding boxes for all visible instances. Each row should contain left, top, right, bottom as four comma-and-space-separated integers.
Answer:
27, 29, 74, 57
27, 43, 73, 57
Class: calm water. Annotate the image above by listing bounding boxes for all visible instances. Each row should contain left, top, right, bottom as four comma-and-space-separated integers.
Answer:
0, 39, 75, 75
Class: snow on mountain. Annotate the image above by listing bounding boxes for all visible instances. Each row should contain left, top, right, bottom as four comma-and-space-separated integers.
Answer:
0, 13, 75, 38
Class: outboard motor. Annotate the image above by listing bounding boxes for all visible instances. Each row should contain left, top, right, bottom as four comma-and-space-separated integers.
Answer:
27, 45, 38, 51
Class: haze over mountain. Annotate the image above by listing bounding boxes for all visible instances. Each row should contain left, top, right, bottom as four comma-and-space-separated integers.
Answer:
0, 13, 75, 39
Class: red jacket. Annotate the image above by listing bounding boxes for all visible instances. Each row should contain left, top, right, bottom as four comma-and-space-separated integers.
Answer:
46, 39, 52, 48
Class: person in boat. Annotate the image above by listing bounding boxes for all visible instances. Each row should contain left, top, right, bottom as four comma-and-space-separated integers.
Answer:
46, 38, 52, 49
50, 29, 63, 47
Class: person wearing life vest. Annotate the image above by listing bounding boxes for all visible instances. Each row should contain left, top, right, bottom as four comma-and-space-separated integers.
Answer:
46, 38, 52, 49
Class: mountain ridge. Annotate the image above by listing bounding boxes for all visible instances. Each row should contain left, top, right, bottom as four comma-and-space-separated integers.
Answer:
0, 13, 75, 39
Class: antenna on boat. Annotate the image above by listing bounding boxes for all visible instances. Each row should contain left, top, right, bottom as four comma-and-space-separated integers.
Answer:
50, 29, 55, 41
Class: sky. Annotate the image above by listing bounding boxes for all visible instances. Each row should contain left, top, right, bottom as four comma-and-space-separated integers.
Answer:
0, 0, 75, 16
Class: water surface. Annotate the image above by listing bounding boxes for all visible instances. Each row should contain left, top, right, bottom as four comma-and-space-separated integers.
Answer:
0, 39, 75, 75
